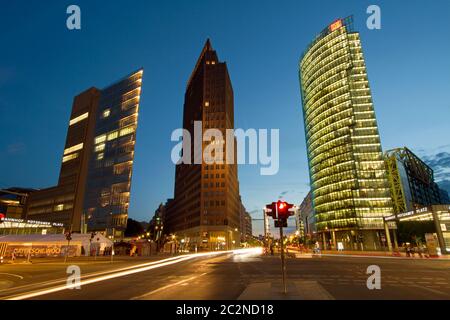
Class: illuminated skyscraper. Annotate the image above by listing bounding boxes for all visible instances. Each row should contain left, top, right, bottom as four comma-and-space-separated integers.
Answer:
26, 69, 143, 237
83, 70, 143, 236
165, 40, 241, 250
299, 17, 393, 250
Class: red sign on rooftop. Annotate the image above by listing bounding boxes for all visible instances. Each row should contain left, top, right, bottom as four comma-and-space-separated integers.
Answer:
330, 19, 343, 32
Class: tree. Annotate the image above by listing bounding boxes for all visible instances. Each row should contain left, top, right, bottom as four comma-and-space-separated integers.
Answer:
124, 218, 144, 237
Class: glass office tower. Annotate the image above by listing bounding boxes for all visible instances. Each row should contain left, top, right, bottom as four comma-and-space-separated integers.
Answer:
84, 69, 143, 237
25, 69, 143, 237
299, 17, 393, 250
26, 69, 143, 238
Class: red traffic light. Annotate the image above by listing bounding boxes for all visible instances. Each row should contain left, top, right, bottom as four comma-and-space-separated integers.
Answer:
276, 201, 294, 219
265, 203, 277, 219
265, 201, 295, 220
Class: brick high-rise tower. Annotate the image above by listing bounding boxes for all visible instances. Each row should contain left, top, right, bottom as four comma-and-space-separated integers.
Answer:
166, 40, 241, 250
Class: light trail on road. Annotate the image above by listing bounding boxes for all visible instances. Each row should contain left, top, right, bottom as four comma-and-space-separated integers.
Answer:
4, 248, 262, 300
0, 273, 24, 280
0, 254, 201, 295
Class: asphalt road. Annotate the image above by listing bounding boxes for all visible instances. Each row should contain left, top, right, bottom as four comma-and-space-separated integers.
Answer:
1, 251, 450, 300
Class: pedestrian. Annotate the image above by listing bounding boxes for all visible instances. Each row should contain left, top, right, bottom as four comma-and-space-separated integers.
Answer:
403, 243, 410, 257
314, 241, 321, 254
417, 245, 423, 258
11, 249, 16, 262
423, 245, 429, 258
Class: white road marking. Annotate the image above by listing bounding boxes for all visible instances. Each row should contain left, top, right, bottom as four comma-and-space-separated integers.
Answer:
131, 273, 208, 300
0, 273, 24, 280
411, 285, 450, 297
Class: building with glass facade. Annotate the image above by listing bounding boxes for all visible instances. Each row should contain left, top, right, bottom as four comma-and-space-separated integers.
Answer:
83, 70, 143, 236
25, 69, 143, 237
299, 17, 393, 250
299, 191, 315, 239
384, 147, 446, 214
239, 198, 252, 242
0, 188, 36, 220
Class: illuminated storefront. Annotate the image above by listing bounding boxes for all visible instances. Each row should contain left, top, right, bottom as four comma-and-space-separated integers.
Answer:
299, 16, 393, 250
0, 233, 113, 258
385, 205, 450, 254
384, 147, 445, 214
0, 217, 64, 235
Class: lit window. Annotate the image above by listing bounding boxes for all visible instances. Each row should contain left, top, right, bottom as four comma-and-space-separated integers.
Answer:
62, 153, 78, 163
204, 102, 210, 107
119, 126, 135, 137
69, 112, 89, 126
54, 204, 64, 211
64, 143, 83, 155
211, 61, 216, 65
97, 153, 104, 160
107, 131, 118, 141
95, 134, 106, 144
103, 109, 111, 118
95, 144, 105, 152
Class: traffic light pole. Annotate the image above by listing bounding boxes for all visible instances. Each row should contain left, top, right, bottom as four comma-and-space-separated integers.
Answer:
111, 228, 115, 262
266, 201, 293, 295
65, 235, 71, 264
65, 225, 73, 264
275, 205, 287, 294
279, 223, 287, 294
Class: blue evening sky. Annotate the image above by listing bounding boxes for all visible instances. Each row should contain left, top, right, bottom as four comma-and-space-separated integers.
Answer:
1, 0, 449, 236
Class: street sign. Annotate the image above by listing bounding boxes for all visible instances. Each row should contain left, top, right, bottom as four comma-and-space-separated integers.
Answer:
275, 220, 287, 228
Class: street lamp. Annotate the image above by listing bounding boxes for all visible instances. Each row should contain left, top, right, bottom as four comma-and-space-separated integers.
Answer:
171, 234, 177, 254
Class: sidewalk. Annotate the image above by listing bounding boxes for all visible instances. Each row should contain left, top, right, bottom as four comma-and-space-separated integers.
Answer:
285, 247, 450, 260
